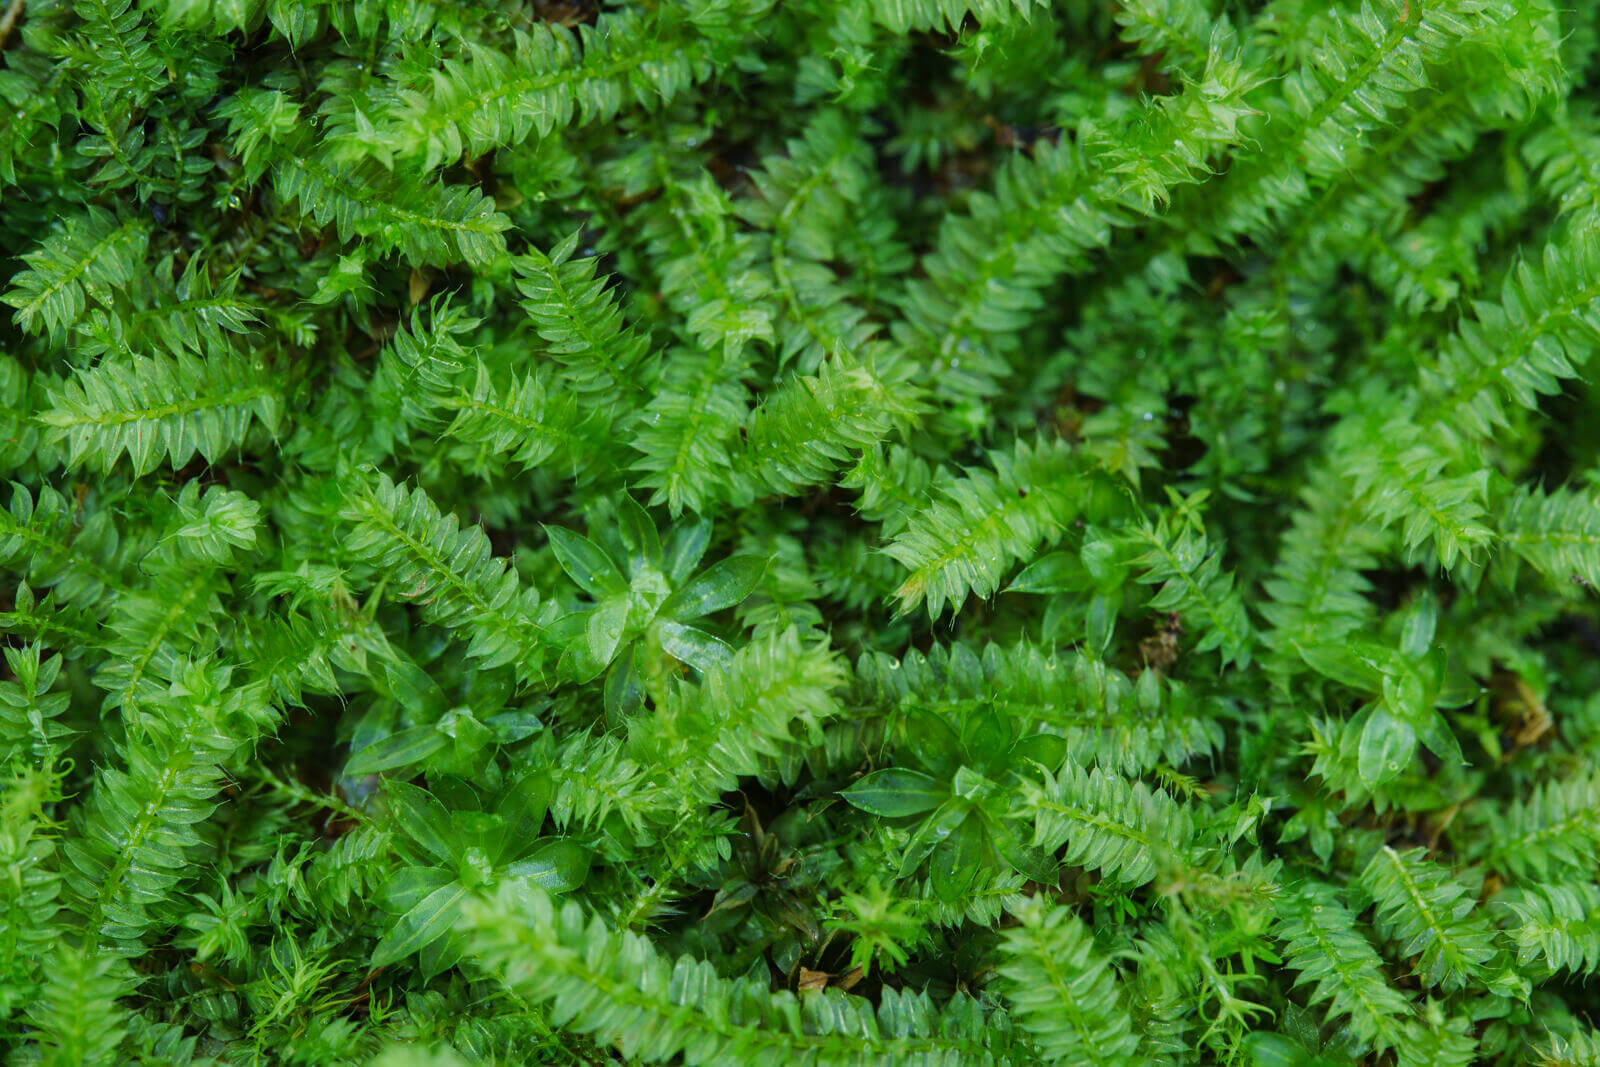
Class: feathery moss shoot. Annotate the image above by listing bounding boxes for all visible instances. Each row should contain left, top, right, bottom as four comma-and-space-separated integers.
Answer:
3, 0, 1600, 1063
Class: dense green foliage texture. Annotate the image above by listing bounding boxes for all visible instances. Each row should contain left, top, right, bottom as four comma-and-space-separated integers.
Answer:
3, 0, 1600, 1062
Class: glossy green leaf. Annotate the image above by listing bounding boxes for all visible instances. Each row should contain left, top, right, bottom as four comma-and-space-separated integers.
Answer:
386, 780, 458, 865
654, 619, 732, 672
1358, 707, 1416, 787
381, 866, 455, 913
840, 769, 947, 817
498, 772, 552, 844
372, 883, 468, 967
1006, 551, 1089, 594
545, 526, 627, 597
929, 815, 984, 903
994, 825, 1057, 883
614, 494, 662, 572
604, 643, 647, 720
504, 839, 591, 893
585, 596, 632, 670
348, 727, 448, 778
2, 1, 1589, 1058
663, 518, 712, 584
660, 555, 766, 620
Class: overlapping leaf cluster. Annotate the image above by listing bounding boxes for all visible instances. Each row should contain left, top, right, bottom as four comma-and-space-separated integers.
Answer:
2, 0, 1599, 1063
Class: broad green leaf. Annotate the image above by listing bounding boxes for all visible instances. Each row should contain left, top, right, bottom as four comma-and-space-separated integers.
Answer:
962, 708, 1012, 770
841, 768, 947, 817
899, 800, 969, 880
418, 928, 466, 981
485, 710, 543, 742
994, 824, 1057, 883
603, 644, 647, 720
505, 839, 591, 892
1381, 667, 1430, 726
663, 518, 712, 583
1358, 707, 1416, 787
660, 554, 765, 620
1399, 593, 1438, 659
1300, 639, 1390, 692
372, 883, 468, 967
1242, 1033, 1333, 1067
654, 619, 732, 672
951, 765, 995, 802
900, 707, 964, 777
381, 866, 454, 913
614, 494, 661, 572
498, 772, 553, 843
1010, 734, 1068, 776
437, 706, 494, 753
1007, 551, 1089, 594
378, 656, 449, 714
1413, 708, 1465, 768
386, 780, 457, 865
348, 727, 447, 777
557, 605, 619, 685
930, 815, 984, 903
585, 596, 632, 669
1080, 529, 1126, 582
1085, 591, 1120, 655
545, 526, 627, 597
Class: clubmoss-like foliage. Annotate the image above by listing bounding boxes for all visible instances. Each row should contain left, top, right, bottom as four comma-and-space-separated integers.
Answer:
2, 0, 1599, 1063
